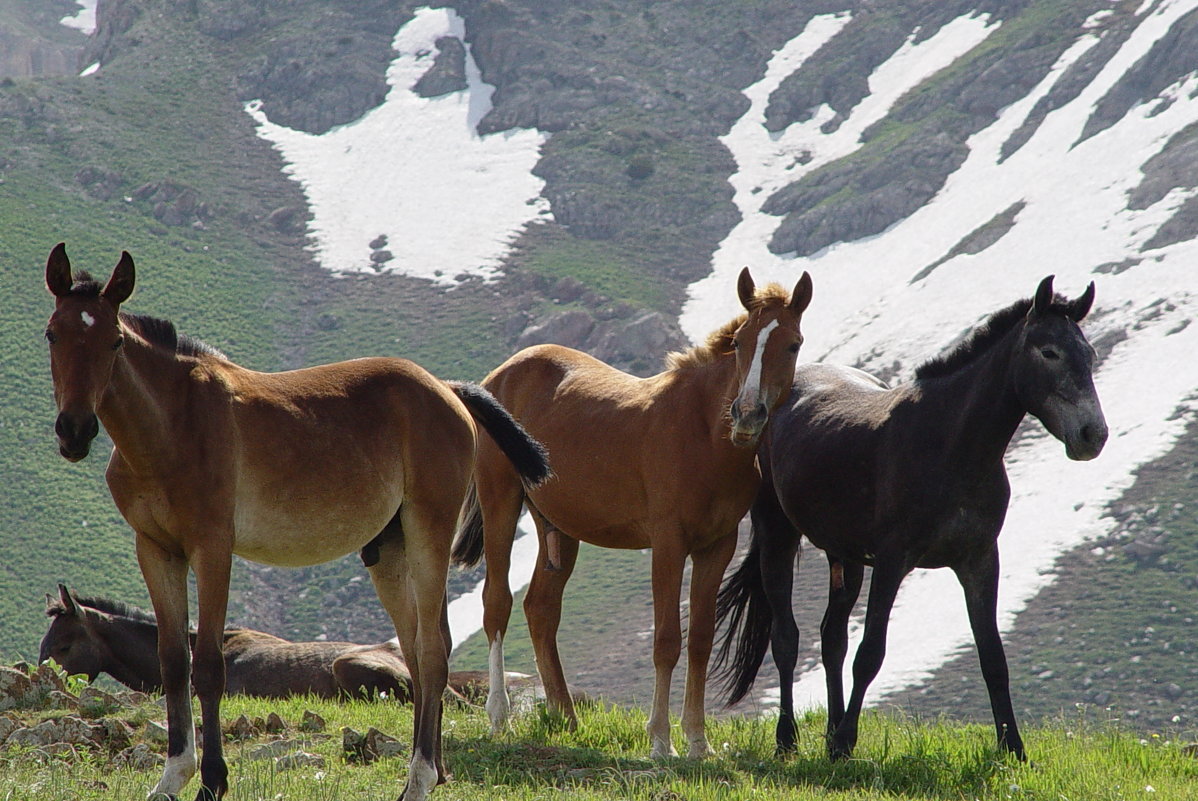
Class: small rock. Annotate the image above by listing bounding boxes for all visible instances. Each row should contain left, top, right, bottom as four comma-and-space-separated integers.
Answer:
117, 743, 164, 771
245, 739, 302, 760
226, 714, 258, 741
264, 712, 287, 734
0, 667, 34, 708
143, 720, 169, 746
77, 687, 121, 718
300, 710, 326, 733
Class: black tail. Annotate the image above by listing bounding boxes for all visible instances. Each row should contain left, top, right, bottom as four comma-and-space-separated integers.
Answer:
448, 381, 549, 568
449, 381, 551, 487
713, 530, 774, 706
451, 483, 484, 567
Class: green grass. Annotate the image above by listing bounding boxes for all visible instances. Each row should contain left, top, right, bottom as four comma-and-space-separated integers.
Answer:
1, 689, 1195, 800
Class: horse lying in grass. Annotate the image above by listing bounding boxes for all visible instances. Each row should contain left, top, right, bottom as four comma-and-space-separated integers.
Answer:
716, 276, 1107, 761
40, 585, 489, 702
43, 244, 550, 801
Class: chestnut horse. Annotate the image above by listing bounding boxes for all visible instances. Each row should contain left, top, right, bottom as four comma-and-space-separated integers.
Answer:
715, 277, 1107, 760
453, 267, 812, 758
43, 244, 549, 801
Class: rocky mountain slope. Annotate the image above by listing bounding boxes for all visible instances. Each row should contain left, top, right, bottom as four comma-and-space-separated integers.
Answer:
3, 0, 1197, 739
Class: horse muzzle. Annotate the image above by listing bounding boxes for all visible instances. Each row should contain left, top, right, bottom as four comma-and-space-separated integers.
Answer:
729, 402, 768, 447
1064, 418, 1108, 461
55, 411, 98, 462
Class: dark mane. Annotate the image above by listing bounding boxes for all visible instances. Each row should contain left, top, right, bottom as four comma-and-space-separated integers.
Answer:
120, 311, 227, 360
666, 283, 793, 370
914, 292, 1087, 380
47, 593, 157, 625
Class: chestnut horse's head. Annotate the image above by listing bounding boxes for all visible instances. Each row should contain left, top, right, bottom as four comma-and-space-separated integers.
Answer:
728, 267, 813, 446
1014, 275, 1107, 461
44, 243, 135, 462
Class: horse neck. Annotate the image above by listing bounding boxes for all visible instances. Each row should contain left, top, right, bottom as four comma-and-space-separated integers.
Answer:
92, 613, 165, 693
672, 352, 754, 454
917, 328, 1026, 470
98, 333, 196, 471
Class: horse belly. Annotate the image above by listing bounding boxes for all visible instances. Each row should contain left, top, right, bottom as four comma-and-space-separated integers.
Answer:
232, 491, 399, 567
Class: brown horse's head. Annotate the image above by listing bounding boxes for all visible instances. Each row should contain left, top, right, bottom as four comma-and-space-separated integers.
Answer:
40, 585, 105, 680
727, 267, 813, 446
44, 243, 135, 461
1014, 275, 1107, 461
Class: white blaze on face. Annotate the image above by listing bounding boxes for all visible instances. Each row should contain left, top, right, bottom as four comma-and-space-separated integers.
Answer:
80, 312, 95, 328
739, 319, 780, 409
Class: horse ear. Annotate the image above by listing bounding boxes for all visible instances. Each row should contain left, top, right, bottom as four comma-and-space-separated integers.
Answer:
46, 243, 73, 297
1031, 275, 1054, 316
1069, 281, 1096, 321
737, 267, 756, 311
789, 271, 813, 315
102, 251, 135, 306
57, 584, 78, 616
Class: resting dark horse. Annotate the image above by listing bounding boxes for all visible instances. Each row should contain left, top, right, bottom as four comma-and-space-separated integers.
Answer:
41, 585, 420, 700
716, 276, 1107, 761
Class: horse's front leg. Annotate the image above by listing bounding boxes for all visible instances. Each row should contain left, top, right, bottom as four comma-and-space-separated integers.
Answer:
190, 544, 233, 801
955, 545, 1026, 760
136, 533, 197, 801
829, 557, 904, 761
647, 538, 685, 759
820, 557, 863, 744
681, 532, 736, 758
751, 486, 803, 755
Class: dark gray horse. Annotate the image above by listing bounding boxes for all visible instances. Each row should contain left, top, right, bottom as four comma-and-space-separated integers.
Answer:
716, 276, 1107, 761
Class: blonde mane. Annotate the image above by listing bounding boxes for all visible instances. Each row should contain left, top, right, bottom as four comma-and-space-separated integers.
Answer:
665, 282, 792, 370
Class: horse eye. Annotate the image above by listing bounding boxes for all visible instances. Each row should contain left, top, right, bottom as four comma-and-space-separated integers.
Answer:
112, 336, 124, 351
788, 342, 800, 353
1040, 347, 1060, 360
731, 340, 740, 350
45, 330, 57, 345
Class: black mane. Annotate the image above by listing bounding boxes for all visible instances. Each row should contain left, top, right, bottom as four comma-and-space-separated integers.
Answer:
120, 311, 227, 360
48, 593, 156, 625
914, 292, 1087, 380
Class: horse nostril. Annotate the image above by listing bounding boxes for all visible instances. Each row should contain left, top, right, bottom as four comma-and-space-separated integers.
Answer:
54, 414, 71, 440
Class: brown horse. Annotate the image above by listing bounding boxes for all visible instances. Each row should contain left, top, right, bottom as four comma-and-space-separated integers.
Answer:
43, 244, 550, 801
40, 585, 478, 702
452, 267, 813, 758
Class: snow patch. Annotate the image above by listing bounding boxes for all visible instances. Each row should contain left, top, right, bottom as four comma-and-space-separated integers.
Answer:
60, 1, 97, 36
678, 5, 1198, 711
245, 7, 549, 284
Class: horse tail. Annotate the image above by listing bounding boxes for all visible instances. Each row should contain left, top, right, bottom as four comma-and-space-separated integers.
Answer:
451, 483, 484, 567
713, 529, 773, 707
448, 381, 551, 487
448, 381, 549, 568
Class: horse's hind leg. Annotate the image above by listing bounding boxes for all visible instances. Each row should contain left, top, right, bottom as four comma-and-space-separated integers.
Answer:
522, 510, 580, 729
820, 557, 863, 744
367, 502, 454, 801
135, 532, 199, 800
681, 531, 737, 758
476, 439, 525, 734
956, 545, 1025, 760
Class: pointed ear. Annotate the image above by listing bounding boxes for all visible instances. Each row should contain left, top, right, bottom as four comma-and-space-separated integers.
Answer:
57, 584, 78, 616
46, 243, 73, 297
45, 593, 55, 613
101, 251, 135, 306
737, 267, 756, 311
1031, 275, 1054, 316
1069, 281, 1095, 322
789, 271, 813, 315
